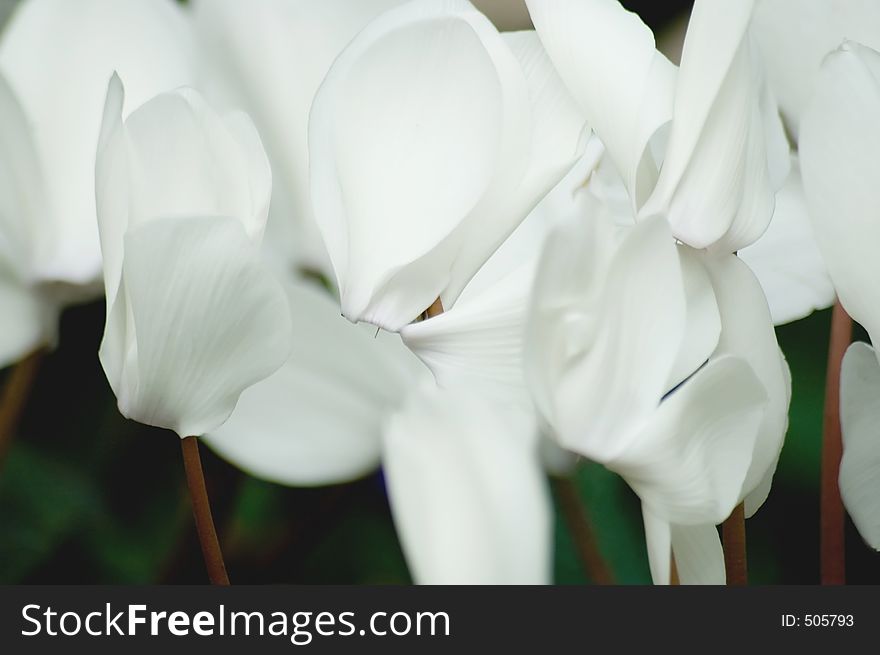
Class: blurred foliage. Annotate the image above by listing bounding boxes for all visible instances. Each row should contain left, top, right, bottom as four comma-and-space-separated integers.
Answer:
0, 299, 877, 585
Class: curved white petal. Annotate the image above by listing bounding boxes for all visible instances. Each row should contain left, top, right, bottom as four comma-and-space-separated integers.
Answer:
192, 0, 405, 273
204, 277, 422, 486
526, 208, 686, 461
702, 253, 790, 515
102, 216, 291, 438
96, 77, 272, 310
640, 0, 774, 252
0, 0, 196, 285
739, 162, 835, 325
751, 0, 880, 140
617, 356, 766, 526
666, 247, 720, 391
383, 381, 551, 584
672, 523, 725, 585
0, 71, 45, 280
800, 42, 880, 344
526, 0, 676, 206
310, 0, 532, 330
642, 505, 672, 585
400, 200, 548, 399
839, 341, 880, 550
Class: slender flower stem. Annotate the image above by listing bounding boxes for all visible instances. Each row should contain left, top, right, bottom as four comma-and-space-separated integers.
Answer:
424, 297, 444, 319
722, 503, 747, 585
180, 436, 230, 585
821, 301, 852, 585
552, 477, 615, 585
0, 348, 46, 472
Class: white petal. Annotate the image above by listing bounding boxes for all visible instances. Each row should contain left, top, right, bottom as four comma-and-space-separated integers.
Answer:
0, 71, 45, 279
526, 0, 676, 206
672, 523, 725, 585
0, 0, 196, 285
526, 208, 686, 461
640, 0, 774, 252
383, 381, 552, 584
666, 246, 720, 391
192, 0, 405, 273
642, 505, 672, 585
310, 0, 532, 330
738, 162, 835, 325
102, 216, 291, 438
751, 0, 880, 140
839, 341, 880, 550
800, 42, 880, 344
616, 356, 767, 526
96, 77, 272, 309
400, 201, 547, 399
204, 277, 422, 486
702, 253, 791, 513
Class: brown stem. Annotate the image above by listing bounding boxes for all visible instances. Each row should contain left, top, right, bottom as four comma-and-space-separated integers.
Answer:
0, 348, 46, 471
722, 503, 748, 585
424, 297, 444, 319
552, 477, 615, 585
180, 436, 230, 585
821, 301, 851, 585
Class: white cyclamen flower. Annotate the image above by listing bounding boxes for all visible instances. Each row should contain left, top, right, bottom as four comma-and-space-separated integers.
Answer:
191, 0, 406, 274
527, 0, 791, 501
95, 75, 290, 438
0, 0, 196, 288
526, 199, 774, 584
527, 0, 776, 252
800, 41, 880, 550
309, 0, 587, 330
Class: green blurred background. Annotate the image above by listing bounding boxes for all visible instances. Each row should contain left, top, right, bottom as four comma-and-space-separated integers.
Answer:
1, 0, 877, 585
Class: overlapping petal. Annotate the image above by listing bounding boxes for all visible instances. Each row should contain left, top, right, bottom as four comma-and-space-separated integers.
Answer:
526, 0, 676, 207
839, 342, 880, 550
382, 381, 551, 584
619, 356, 766, 526
310, 0, 586, 330
702, 253, 791, 516
639, 0, 774, 252
400, 200, 548, 400
96, 75, 272, 308
526, 207, 686, 461
192, 0, 405, 272
107, 216, 290, 438
204, 277, 423, 486
800, 42, 880, 344
739, 162, 835, 325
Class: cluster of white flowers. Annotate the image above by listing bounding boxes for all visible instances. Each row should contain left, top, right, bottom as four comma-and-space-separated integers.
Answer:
1, 0, 878, 585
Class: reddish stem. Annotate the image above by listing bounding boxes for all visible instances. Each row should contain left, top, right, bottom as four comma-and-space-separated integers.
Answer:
722, 503, 748, 586
552, 477, 615, 585
820, 301, 851, 585
181, 436, 230, 585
